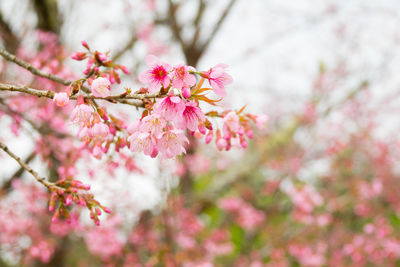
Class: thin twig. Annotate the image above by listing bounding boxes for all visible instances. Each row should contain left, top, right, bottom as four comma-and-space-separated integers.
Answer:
0, 141, 62, 191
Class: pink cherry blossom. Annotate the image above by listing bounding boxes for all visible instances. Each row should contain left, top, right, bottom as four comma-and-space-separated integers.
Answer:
140, 114, 166, 136
77, 126, 92, 142
70, 104, 92, 126
223, 111, 240, 133
139, 55, 172, 93
91, 77, 111, 97
91, 122, 109, 142
158, 129, 189, 158
153, 94, 185, 121
176, 101, 205, 132
202, 64, 233, 97
128, 131, 157, 157
172, 64, 196, 90
53, 92, 69, 107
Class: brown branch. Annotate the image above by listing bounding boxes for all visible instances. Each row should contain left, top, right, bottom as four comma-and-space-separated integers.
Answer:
0, 49, 161, 106
0, 48, 71, 86
33, 0, 62, 34
0, 11, 20, 53
0, 141, 61, 190
200, 0, 237, 53
1, 152, 35, 192
190, 0, 206, 50
0, 83, 157, 105
112, 34, 137, 62
167, 0, 187, 53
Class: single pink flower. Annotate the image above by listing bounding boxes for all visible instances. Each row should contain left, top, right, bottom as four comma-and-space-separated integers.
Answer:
128, 132, 157, 157
139, 55, 172, 93
202, 64, 233, 97
70, 104, 92, 126
77, 126, 92, 142
140, 114, 166, 136
53, 92, 69, 107
153, 94, 185, 121
172, 64, 196, 90
223, 111, 240, 133
91, 77, 111, 97
91, 122, 109, 142
175, 101, 205, 132
158, 129, 189, 158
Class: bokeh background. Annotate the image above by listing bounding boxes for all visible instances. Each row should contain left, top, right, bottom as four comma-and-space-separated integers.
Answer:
2, 0, 400, 266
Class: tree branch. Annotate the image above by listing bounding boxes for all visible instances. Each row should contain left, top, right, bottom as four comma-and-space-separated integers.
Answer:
0, 141, 61, 190
0, 83, 158, 105
0, 10, 20, 53
200, 0, 237, 53
33, 0, 62, 34
112, 34, 137, 62
0, 48, 71, 86
1, 152, 35, 192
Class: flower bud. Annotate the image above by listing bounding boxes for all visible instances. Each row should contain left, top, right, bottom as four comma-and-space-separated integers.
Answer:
53, 92, 69, 107
71, 52, 87, 61
205, 131, 213, 144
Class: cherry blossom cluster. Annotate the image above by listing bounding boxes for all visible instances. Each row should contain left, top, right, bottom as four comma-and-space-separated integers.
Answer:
53, 48, 268, 162
71, 41, 130, 84
48, 177, 111, 225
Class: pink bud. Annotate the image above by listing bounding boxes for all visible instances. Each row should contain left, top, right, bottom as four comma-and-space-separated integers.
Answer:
150, 147, 159, 158
82, 184, 91, 190
198, 123, 206, 135
48, 203, 55, 212
96, 208, 102, 216
98, 53, 107, 62
71, 52, 87, 61
119, 65, 130, 74
240, 136, 247, 149
245, 129, 253, 139
51, 211, 59, 223
182, 87, 191, 98
64, 195, 73, 206
81, 40, 89, 49
104, 207, 112, 213
53, 92, 69, 107
205, 131, 213, 144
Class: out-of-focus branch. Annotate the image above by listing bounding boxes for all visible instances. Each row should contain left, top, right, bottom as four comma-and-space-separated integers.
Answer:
190, 0, 206, 49
0, 48, 71, 86
33, 0, 62, 34
0, 11, 20, 53
167, 0, 187, 53
200, 0, 237, 53
1, 151, 35, 192
0, 141, 61, 190
112, 34, 137, 62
